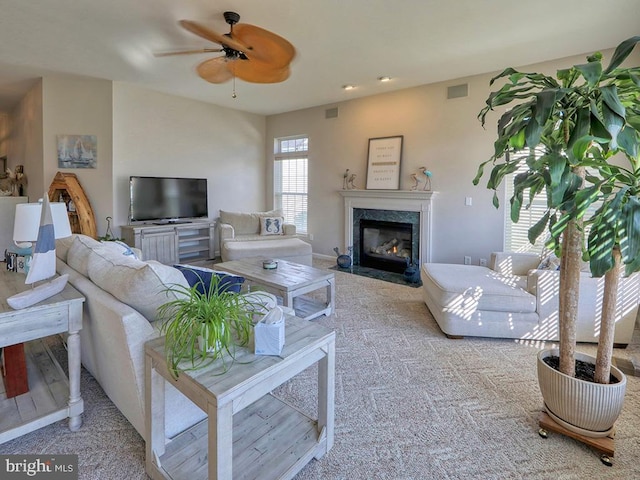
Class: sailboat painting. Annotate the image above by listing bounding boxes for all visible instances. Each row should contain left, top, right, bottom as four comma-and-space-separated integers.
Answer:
57, 134, 97, 169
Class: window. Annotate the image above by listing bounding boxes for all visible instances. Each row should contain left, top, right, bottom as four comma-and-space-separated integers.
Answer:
504, 147, 547, 252
274, 136, 308, 234
504, 147, 601, 252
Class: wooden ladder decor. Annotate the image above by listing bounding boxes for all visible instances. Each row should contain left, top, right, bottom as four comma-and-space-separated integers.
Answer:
48, 171, 97, 238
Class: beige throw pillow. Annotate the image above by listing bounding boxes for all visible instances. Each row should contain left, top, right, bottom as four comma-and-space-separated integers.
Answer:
219, 209, 283, 235
87, 246, 188, 321
66, 235, 103, 276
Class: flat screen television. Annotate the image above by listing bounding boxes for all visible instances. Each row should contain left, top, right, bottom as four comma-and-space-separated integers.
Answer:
129, 176, 208, 223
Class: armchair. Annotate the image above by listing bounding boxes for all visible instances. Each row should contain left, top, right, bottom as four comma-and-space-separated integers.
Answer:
219, 210, 312, 265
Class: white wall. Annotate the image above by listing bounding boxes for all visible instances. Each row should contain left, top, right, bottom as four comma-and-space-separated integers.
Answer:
266, 74, 503, 263
266, 48, 630, 264
0, 113, 8, 158
6, 77, 267, 244
42, 75, 113, 235
8, 79, 44, 200
112, 83, 267, 243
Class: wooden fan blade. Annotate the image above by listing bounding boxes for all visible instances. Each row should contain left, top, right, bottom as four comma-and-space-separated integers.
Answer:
179, 20, 248, 53
233, 24, 296, 68
231, 59, 291, 84
154, 48, 223, 57
196, 57, 234, 84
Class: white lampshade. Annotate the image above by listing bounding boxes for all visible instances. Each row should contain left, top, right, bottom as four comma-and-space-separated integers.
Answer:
13, 201, 73, 243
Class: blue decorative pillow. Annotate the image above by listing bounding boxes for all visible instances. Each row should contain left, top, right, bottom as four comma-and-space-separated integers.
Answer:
173, 264, 245, 294
101, 240, 138, 259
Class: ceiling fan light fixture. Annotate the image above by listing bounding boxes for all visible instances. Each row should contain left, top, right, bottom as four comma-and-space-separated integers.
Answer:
342, 84, 356, 91
166, 13, 295, 86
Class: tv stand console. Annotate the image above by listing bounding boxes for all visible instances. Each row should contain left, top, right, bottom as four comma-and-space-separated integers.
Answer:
121, 220, 215, 265
153, 220, 192, 225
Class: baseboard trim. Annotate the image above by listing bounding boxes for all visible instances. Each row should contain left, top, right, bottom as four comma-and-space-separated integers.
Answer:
313, 253, 335, 261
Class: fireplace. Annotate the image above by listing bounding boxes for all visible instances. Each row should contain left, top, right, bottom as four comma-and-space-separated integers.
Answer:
359, 219, 413, 273
340, 189, 435, 269
352, 207, 420, 274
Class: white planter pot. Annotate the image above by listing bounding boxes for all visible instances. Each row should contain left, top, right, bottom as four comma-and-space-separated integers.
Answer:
537, 348, 627, 438
197, 323, 224, 355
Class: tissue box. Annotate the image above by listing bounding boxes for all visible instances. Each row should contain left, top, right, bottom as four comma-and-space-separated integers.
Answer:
255, 309, 285, 356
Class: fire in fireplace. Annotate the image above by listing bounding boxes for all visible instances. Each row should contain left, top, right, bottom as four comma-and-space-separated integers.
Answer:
359, 219, 412, 273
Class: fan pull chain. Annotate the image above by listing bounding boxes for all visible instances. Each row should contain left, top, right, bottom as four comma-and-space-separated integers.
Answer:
231, 61, 237, 98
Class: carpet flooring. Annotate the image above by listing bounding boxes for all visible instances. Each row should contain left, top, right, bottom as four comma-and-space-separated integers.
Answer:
2, 258, 640, 479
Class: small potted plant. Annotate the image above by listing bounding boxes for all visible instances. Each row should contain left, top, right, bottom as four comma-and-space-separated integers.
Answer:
158, 273, 272, 377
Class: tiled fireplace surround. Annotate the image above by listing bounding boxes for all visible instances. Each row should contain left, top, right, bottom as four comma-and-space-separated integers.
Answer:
339, 190, 435, 268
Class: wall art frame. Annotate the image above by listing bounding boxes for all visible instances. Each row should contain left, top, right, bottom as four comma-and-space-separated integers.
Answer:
365, 135, 403, 190
57, 134, 97, 169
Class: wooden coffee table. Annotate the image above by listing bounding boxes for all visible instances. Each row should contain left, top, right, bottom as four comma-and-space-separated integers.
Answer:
215, 258, 335, 320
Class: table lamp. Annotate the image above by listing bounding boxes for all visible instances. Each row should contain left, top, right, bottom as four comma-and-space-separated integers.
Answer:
13, 200, 72, 252
7, 197, 73, 309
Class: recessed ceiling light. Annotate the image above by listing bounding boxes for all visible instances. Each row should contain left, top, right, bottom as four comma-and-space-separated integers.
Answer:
342, 84, 356, 91
378, 76, 392, 82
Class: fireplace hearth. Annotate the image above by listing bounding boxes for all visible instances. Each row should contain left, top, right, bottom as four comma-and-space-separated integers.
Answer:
359, 219, 412, 273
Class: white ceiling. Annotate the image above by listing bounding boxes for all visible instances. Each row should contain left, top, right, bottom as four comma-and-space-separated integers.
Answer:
0, 0, 638, 116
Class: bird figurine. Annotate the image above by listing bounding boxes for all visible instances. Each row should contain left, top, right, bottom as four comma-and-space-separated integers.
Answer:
6, 166, 27, 196
347, 173, 357, 190
410, 173, 420, 191
418, 167, 433, 191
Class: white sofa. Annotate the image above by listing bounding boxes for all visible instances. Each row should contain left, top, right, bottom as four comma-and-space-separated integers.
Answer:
421, 252, 640, 346
219, 209, 312, 265
55, 234, 276, 440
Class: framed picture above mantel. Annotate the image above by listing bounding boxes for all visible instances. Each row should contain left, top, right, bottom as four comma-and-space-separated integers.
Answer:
365, 136, 403, 190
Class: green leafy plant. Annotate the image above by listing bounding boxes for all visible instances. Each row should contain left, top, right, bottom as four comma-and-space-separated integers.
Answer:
158, 273, 271, 377
98, 216, 124, 242
474, 36, 640, 383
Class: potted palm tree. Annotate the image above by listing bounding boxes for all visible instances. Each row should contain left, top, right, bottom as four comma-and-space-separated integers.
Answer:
474, 36, 640, 438
158, 273, 272, 377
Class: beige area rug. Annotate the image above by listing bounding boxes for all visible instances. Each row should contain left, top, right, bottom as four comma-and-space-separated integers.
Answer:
2, 258, 640, 479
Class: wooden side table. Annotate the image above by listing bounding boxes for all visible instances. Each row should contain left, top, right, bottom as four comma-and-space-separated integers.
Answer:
145, 315, 335, 480
0, 268, 85, 444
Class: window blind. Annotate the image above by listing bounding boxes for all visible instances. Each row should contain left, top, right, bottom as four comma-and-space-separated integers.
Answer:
504, 148, 601, 252
274, 136, 308, 233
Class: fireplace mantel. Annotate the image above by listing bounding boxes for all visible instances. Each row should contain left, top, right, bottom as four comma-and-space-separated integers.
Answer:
339, 190, 436, 265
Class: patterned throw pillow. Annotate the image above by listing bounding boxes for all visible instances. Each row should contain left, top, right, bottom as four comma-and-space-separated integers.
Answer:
260, 216, 284, 236
173, 264, 245, 294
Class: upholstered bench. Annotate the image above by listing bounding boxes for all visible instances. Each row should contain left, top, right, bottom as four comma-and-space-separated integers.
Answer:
221, 237, 312, 266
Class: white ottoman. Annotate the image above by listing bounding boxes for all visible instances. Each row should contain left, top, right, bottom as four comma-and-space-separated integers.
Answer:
222, 237, 312, 266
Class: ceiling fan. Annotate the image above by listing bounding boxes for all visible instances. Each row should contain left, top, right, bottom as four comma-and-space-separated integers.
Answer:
156, 11, 296, 86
